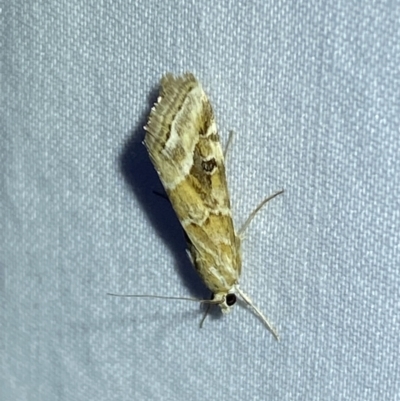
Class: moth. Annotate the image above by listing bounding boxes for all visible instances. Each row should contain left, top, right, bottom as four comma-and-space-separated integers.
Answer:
140, 73, 283, 339
108, 74, 282, 338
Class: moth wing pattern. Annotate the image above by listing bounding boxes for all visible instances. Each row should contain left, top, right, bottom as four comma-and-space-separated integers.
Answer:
144, 73, 241, 296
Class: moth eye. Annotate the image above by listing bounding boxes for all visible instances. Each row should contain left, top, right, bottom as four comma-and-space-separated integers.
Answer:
226, 293, 236, 306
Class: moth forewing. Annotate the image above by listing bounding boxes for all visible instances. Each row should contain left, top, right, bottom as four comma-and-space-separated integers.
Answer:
143, 73, 281, 340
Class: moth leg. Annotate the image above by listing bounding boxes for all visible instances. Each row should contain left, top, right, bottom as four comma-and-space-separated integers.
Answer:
223, 130, 234, 160
238, 190, 284, 236
199, 293, 214, 328
152, 189, 168, 200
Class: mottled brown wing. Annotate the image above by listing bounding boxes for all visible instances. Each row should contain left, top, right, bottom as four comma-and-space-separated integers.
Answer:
144, 74, 241, 294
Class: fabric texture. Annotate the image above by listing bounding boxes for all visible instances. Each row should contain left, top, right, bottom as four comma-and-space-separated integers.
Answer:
2, 1, 399, 400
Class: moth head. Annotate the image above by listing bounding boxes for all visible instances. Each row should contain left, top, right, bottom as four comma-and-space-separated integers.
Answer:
213, 292, 237, 314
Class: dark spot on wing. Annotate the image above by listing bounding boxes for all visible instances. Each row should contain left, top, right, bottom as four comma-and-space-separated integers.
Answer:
201, 158, 217, 174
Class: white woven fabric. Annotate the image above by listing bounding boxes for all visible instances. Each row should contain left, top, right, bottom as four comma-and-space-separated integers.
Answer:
2, 1, 399, 400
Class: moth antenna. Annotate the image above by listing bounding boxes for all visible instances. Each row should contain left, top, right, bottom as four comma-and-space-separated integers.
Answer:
238, 189, 284, 236
107, 293, 222, 305
107, 293, 201, 302
235, 287, 280, 341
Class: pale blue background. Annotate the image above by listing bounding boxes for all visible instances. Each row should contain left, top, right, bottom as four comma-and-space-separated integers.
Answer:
2, 1, 399, 400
